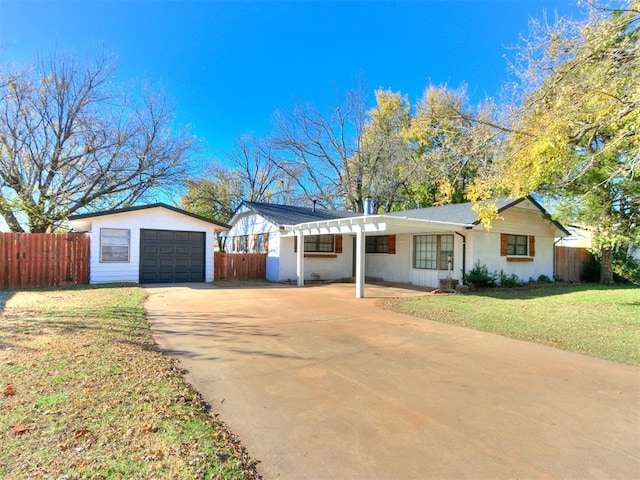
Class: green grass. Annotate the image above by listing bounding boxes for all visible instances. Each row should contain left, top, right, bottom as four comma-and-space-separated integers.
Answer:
0, 286, 258, 479
382, 284, 640, 365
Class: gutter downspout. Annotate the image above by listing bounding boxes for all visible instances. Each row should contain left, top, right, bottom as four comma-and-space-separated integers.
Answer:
455, 231, 467, 284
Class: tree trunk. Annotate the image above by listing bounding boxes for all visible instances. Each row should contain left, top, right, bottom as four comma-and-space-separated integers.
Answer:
599, 247, 615, 285
0, 199, 26, 232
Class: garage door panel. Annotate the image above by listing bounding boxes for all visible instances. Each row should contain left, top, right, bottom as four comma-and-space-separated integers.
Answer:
140, 229, 206, 283
142, 245, 158, 255
174, 232, 191, 242
157, 231, 175, 241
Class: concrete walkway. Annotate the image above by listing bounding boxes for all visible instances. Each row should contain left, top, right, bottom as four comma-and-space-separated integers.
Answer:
145, 283, 640, 479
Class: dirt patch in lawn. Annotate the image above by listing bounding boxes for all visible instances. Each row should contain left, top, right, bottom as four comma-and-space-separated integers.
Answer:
0, 286, 260, 479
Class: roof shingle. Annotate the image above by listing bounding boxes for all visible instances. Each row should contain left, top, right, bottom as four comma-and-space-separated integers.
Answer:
241, 201, 359, 226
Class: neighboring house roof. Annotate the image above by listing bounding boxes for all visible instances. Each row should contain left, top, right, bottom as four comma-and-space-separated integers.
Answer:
387, 196, 569, 235
234, 201, 360, 227
68, 203, 230, 229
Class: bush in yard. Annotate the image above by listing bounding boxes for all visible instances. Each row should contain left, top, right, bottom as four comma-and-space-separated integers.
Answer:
499, 270, 521, 288
537, 274, 552, 283
465, 261, 497, 288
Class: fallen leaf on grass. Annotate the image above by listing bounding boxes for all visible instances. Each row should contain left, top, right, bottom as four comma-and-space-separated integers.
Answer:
2, 385, 16, 396
12, 423, 36, 434
74, 428, 89, 439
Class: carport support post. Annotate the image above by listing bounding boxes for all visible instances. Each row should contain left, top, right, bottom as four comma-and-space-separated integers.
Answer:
296, 233, 304, 287
355, 227, 365, 298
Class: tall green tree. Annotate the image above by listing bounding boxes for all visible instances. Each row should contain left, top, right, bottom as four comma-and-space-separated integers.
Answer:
0, 51, 193, 232
410, 85, 499, 207
471, 1, 639, 284
180, 166, 244, 223
348, 89, 418, 212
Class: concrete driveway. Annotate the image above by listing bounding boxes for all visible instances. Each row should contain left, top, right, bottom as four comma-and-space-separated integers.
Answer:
145, 283, 640, 479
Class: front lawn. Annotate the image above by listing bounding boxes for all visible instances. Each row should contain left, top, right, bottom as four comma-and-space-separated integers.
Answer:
0, 286, 259, 479
382, 284, 640, 366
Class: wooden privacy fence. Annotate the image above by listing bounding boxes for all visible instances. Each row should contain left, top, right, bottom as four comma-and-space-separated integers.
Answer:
0, 232, 90, 289
214, 252, 267, 281
555, 246, 594, 283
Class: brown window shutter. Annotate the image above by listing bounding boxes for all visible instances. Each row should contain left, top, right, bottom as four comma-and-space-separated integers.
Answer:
294, 236, 297, 253
500, 233, 508, 256
253, 234, 258, 253
335, 235, 343, 253
388, 235, 396, 254
529, 236, 535, 257
264, 233, 269, 252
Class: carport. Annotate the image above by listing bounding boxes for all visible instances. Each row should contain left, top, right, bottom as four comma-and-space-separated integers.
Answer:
285, 214, 467, 298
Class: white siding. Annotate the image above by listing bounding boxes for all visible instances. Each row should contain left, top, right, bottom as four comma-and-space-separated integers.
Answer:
279, 235, 354, 282
467, 206, 558, 282
365, 234, 412, 282
82, 208, 217, 284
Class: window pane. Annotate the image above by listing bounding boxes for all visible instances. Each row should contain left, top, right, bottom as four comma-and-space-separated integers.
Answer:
439, 235, 454, 270
257, 234, 266, 253
414, 235, 436, 269
100, 229, 129, 262
507, 234, 528, 256
366, 235, 389, 253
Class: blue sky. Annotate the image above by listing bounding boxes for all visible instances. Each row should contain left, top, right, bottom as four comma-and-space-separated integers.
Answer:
1, 0, 587, 169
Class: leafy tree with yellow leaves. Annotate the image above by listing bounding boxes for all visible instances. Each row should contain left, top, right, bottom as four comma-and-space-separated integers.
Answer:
471, 0, 639, 284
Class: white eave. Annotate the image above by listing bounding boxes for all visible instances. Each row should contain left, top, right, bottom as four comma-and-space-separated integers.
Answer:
283, 214, 472, 236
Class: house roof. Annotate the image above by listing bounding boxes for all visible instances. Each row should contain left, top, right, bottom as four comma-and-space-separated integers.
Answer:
387, 196, 569, 234
236, 201, 360, 227
68, 203, 230, 229
386, 198, 514, 224
283, 195, 569, 237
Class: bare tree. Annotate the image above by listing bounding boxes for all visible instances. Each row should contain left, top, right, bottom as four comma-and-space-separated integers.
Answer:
0, 51, 193, 232
271, 87, 369, 211
225, 134, 289, 203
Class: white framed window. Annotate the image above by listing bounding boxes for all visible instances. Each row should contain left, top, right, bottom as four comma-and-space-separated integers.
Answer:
413, 234, 454, 270
100, 228, 130, 263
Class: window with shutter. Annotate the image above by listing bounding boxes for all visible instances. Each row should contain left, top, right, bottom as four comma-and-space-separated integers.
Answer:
502, 233, 535, 261
366, 235, 389, 253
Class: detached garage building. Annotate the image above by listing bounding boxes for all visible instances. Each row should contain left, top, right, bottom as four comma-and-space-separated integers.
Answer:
69, 204, 229, 284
